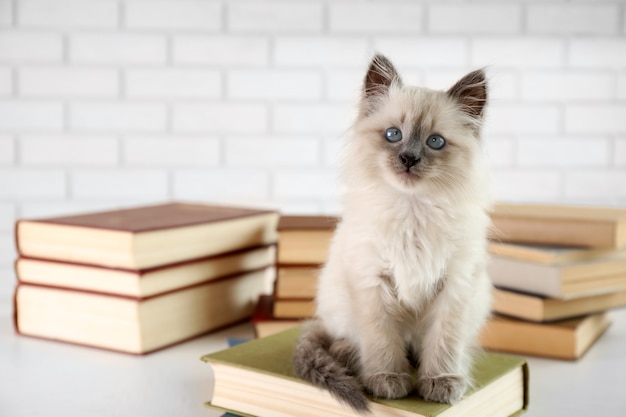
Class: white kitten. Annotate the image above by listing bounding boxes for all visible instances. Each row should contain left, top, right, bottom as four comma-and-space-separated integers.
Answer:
293, 54, 493, 413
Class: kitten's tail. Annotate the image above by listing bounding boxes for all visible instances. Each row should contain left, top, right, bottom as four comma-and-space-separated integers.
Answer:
293, 319, 370, 414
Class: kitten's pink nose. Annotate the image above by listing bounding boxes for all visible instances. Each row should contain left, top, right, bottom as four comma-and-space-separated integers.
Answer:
399, 152, 420, 168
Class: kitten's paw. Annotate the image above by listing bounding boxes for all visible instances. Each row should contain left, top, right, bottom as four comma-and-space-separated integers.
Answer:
417, 374, 467, 404
363, 372, 413, 399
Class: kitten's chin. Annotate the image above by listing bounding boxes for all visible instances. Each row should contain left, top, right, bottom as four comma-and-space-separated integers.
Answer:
383, 168, 424, 193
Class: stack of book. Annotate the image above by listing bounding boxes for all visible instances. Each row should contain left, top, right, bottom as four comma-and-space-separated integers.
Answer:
483, 203, 626, 360
252, 215, 337, 338
13, 202, 279, 354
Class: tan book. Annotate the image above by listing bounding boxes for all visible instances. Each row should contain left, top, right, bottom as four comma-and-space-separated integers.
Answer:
489, 255, 626, 299
202, 327, 529, 417
480, 313, 611, 360
277, 215, 337, 264
16, 202, 279, 269
251, 295, 301, 338
492, 287, 626, 322
489, 203, 626, 249
15, 245, 275, 298
273, 298, 316, 319
14, 268, 271, 354
275, 265, 319, 299
488, 241, 616, 265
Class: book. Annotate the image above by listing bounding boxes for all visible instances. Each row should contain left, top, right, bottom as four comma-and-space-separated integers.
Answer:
275, 265, 318, 299
16, 202, 279, 269
15, 245, 275, 298
487, 241, 616, 265
489, 203, 626, 249
488, 254, 626, 299
251, 295, 300, 339
480, 313, 611, 360
202, 327, 529, 417
14, 268, 271, 354
277, 215, 337, 265
273, 298, 315, 319
492, 287, 626, 322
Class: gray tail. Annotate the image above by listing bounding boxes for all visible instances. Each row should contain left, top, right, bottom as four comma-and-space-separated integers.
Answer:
293, 319, 370, 414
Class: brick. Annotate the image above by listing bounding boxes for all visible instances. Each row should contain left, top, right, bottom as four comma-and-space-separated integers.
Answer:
126, 69, 221, 99
517, 137, 609, 168
228, 1, 322, 33
618, 73, 626, 99
428, 4, 521, 34
373, 38, 467, 68
173, 169, 270, 200
275, 37, 369, 68
123, 136, 220, 167
273, 169, 338, 199
273, 104, 355, 134
329, 3, 423, 33
569, 40, 626, 68
484, 104, 561, 135
20, 201, 124, 218
616, 138, 626, 166
0, 1, 12, 26
21, 135, 119, 166
0, 68, 10, 96
521, 72, 613, 101
0, 101, 63, 130
0, 135, 13, 164
227, 70, 322, 100
322, 136, 346, 167
71, 170, 168, 199
0, 169, 66, 198
70, 103, 167, 132
424, 70, 518, 101
483, 137, 515, 168
0, 32, 63, 62
70, 34, 166, 64
527, 4, 619, 35
225, 136, 319, 168
19, 0, 118, 28
325, 70, 363, 102
565, 171, 626, 201
565, 105, 626, 134
0, 236, 16, 266
0, 267, 16, 299
19, 68, 119, 98
472, 38, 564, 68
0, 203, 15, 232
173, 103, 267, 133
491, 170, 562, 202
125, 1, 220, 30
173, 35, 269, 66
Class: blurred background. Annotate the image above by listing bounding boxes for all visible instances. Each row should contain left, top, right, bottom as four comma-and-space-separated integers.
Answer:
1, 0, 625, 300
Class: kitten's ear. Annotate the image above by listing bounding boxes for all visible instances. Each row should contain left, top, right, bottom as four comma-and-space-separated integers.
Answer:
360, 54, 402, 116
447, 69, 488, 119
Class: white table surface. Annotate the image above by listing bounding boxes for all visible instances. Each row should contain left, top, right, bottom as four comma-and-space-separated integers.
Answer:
2, 300, 626, 417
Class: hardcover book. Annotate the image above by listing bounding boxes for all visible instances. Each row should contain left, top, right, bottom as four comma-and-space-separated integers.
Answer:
480, 313, 611, 360
489, 203, 626, 249
487, 241, 616, 265
251, 295, 300, 339
16, 202, 279, 269
277, 215, 337, 265
202, 327, 529, 417
15, 245, 275, 298
14, 268, 271, 354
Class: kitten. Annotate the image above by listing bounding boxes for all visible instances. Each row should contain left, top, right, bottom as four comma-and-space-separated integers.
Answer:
293, 54, 492, 413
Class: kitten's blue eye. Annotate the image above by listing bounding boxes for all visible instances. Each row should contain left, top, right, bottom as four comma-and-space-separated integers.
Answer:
385, 127, 402, 143
426, 135, 446, 150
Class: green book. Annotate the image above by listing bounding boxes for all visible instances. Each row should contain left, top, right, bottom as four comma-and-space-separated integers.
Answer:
202, 327, 529, 417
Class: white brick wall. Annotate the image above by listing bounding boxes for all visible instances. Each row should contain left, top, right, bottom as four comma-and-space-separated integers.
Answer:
1, 0, 626, 299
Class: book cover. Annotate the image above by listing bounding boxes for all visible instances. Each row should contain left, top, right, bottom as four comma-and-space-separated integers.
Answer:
14, 268, 271, 355
15, 245, 275, 298
202, 327, 529, 417
480, 313, 611, 360
16, 202, 279, 269
277, 215, 337, 265
487, 241, 617, 265
492, 287, 626, 322
490, 203, 626, 249
488, 255, 626, 299
275, 265, 319, 299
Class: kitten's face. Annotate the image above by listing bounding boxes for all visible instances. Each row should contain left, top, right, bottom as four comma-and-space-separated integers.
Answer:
350, 55, 488, 197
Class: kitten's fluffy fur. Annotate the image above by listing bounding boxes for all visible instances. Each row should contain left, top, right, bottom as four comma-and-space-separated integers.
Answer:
293, 54, 492, 413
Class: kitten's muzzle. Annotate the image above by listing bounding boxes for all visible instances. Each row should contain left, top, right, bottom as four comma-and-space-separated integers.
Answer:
399, 152, 420, 169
